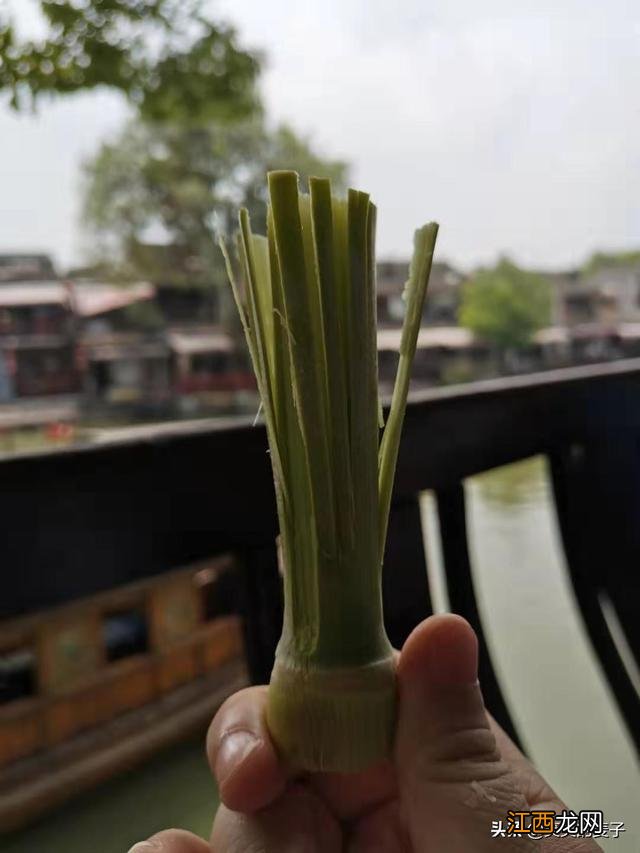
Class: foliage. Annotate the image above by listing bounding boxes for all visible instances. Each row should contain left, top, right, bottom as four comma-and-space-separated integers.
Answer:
582, 249, 640, 276
121, 298, 164, 330
0, 0, 259, 121
459, 258, 552, 350
82, 118, 349, 290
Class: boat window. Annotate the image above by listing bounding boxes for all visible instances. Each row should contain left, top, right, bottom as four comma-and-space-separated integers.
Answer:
103, 609, 149, 662
0, 646, 37, 703
196, 566, 239, 621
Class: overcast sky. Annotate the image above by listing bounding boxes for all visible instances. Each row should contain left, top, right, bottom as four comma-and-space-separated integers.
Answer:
1, 0, 638, 272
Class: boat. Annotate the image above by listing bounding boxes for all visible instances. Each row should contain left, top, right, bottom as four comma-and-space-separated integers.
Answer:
0, 555, 247, 832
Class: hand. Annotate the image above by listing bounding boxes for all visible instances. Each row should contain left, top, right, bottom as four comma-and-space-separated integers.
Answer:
129, 614, 602, 852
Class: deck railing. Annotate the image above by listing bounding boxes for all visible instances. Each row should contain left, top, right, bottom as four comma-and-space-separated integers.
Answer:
2, 358, 639, 759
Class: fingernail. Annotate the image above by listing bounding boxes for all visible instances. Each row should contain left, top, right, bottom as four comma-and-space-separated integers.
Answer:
214, 730, 259, 784
128, 842, 161, 853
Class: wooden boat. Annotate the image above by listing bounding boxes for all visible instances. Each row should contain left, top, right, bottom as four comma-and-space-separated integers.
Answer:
0, 555, 247, 832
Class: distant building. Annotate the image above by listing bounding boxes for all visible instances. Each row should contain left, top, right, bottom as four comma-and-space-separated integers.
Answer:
0, 282, 79, 401
3, 248, 639, 412
0, 252, 171, 409
551, 259, 640, 327
168, 328, 255, 410
376, 260, 464, 327
543, 257, 640, 363
580, 262, 640, 324
0, 254, 57, 283
74, 281, 170, 407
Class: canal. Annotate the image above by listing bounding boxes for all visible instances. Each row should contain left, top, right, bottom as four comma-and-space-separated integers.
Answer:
5, 456, 639, 852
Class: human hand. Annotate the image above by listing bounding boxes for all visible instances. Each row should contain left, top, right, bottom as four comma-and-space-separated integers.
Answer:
129, 614, 602, 852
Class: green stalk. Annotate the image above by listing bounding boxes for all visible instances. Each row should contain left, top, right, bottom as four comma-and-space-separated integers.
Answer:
378, 223, 439, 564
221, 171, 438, 772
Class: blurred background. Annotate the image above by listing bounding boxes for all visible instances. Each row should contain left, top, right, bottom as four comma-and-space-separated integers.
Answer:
0, 2, 638, 851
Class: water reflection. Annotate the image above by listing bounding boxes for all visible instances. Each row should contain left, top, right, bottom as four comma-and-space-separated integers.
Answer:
473, 456, 546, 509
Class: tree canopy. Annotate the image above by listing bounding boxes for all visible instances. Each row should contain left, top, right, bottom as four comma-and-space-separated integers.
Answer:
1, 1, 350, 317
0, 0, 260, 121
458, 258, 552, 350
82, 118, 349, 289
582, 249, 640, 276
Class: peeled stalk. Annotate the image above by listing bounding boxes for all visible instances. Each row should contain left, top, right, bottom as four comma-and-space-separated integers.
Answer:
221, 171, 438, 772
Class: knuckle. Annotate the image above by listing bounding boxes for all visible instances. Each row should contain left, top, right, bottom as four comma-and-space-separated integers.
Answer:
413, 725, 510, 785
431, 725, 502, 766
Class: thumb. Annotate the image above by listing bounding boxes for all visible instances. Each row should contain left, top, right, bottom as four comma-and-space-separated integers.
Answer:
395, 614, 530, 852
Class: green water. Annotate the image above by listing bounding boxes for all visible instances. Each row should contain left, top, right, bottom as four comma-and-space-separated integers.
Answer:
2, 738, 218, 852
5, 457, 639, 852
